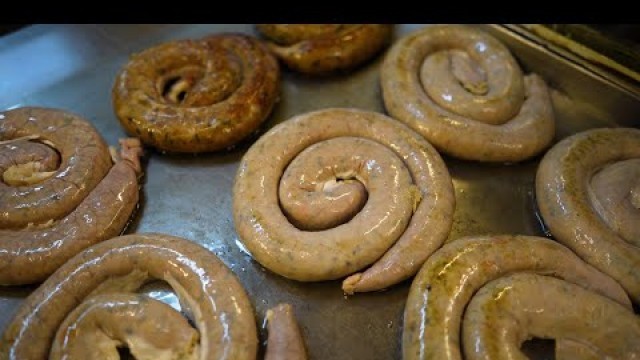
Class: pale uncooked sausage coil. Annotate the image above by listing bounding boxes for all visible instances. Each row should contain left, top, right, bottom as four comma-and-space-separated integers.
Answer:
403, 235, 633, 360
233, 108, 455, 294
536, 127, 640, 303
381, 24, 555, 162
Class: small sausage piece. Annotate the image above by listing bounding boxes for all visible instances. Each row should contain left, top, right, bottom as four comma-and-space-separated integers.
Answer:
233, 108, 455, 294
463, 273, 640, 360
50, 294, 200, 360
0, 108, 143, 285
265, 304, 307, 360
0, 233, 257, 359
113, 33, 280, 153
536, 127, 640, 303
256, 24, 392, 75
381, 24, 555, 162
403, 235, 631, 360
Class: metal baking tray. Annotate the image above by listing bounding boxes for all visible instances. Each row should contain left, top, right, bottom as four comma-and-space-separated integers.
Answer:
0, 24, 638, 359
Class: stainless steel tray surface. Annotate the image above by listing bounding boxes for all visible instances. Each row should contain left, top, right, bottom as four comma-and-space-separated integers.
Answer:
0, 24, 637, 359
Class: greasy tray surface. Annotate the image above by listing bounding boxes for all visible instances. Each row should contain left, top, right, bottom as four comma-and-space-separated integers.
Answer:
0, 24, 635, 359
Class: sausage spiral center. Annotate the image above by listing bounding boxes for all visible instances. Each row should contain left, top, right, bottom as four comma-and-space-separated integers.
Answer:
233, 108, 455, 294
1, 108, 111, 228
0, 107, 142, 285
381, 24, 555, 162
588, 158, 640, 244
279, 137, 412, 231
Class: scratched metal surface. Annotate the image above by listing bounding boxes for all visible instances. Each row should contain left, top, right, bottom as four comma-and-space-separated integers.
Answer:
0, 24, 637, 359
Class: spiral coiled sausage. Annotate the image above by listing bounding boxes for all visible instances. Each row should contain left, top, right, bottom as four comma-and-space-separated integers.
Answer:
403, 235, 633, 360
233, 108, 455, 294
112, 33, 280, 153
1, 233, 309, 359
0, 233, 257, 359
381, 25, 555, 162
536, 127, 640, 303
464, 273, 640, 359
256, 24, 392, 75
0, 107, 142, 285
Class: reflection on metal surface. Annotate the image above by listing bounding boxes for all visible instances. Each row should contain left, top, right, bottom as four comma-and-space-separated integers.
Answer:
0, 27, 96, 101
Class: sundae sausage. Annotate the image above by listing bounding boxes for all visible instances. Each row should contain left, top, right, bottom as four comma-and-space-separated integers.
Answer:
463, 273, 640, 360
256, 24, 392, 75
381, 24, 555, 162
233, 108, 455, 294
113, 33, 280, 153
536, 127, 640, 303
0, 233, 258, 359
0, 107, 142, 285
403, 235, 631, 360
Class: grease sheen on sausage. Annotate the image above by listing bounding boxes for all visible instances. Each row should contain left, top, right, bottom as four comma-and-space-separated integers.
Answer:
0, 233, 258, 359
50, 293, 199, 359
233, 108, 455, 294
0, 107, 142, 285
113, 33, 280, 153
403, 235, 631, 360
256, 24, 392, 75
463, 273, 640, 360
1, 107, 112, 228
381, 24, 555, 162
